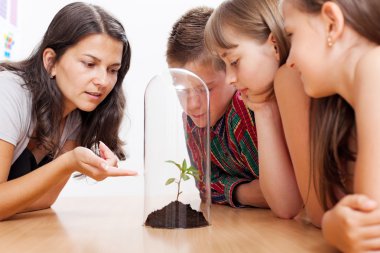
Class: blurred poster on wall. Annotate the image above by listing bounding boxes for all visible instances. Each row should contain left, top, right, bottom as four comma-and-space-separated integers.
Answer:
0, 0, 17, 61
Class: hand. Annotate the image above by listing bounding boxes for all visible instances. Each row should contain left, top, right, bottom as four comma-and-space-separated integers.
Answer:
69, 145, 137, 181
98, 141, 118, 167
235, 180, 268, 208
322, 194, 380, 253
239, 85, 275, 111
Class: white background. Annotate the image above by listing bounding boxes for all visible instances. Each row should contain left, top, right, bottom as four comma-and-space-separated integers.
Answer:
12, 0, 223, 197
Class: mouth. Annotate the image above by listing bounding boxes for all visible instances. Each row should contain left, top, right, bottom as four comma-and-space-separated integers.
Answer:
85, 91, 102, 99
191, 113, 206, 119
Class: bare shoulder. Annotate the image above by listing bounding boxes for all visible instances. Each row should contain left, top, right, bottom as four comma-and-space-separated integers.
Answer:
356, 46, 380, 85
274, 65, 306, 99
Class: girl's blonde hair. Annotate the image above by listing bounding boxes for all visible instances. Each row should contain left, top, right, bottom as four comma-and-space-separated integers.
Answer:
204, 0, 289, 65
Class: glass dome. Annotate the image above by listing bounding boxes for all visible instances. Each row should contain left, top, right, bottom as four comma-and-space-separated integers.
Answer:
144, 68, 211, 229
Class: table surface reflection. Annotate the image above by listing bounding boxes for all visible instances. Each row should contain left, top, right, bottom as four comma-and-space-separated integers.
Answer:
0, 196, 336, 253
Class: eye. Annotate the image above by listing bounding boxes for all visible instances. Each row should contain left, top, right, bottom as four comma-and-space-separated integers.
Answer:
108, 68, 119, 75
82, 61, 95, 68
230, 59, 239, 66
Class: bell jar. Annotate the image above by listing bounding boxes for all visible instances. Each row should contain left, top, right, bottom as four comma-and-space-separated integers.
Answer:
144, 68, 211, 229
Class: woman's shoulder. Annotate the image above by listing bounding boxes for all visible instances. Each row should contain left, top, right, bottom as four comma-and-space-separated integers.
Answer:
0, 71, 27, 93
0, 70, 23, 81
0, 71, 32, 108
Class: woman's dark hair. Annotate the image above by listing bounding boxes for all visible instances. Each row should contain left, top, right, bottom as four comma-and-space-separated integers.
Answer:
0, 2, 131, 159
291, 0, 380, 209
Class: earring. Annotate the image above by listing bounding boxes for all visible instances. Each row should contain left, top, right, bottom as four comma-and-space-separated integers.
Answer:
327, 36, 333, 47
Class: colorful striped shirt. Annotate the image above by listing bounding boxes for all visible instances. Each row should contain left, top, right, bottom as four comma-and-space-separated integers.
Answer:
184, 92, 259, 207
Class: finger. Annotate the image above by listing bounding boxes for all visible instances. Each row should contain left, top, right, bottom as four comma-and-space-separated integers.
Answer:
339, 194, 377, 212
98, 141, 118, 165
360, 237, 380, 251
358, 224, 380, 240
105, 166, 138, 177
360, 209, 380, 226
98, 141, 116, 159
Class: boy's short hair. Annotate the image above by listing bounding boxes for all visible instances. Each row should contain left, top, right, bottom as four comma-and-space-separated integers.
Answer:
166, 6, 224, 71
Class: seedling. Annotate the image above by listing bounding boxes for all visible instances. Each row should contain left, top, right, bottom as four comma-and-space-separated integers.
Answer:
165, 159, 200, 201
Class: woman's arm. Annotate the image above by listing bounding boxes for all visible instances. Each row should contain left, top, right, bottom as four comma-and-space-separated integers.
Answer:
20, 140, 78, 213
274, 66, 324, 225
0, 140, 135, 221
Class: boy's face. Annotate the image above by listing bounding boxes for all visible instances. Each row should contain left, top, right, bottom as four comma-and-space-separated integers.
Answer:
182, 61, 236, 127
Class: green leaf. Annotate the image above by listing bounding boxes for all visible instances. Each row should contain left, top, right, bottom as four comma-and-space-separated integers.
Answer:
165, 160, 182, 171
182, 159, 187, 170
165, 178, 175, 185
188, 166, 198, 172
182, 174, 190, 181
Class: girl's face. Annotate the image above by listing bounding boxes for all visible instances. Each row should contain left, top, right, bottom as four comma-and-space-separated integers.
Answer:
217, 27, 279, 103
282, 0, 335, 98
50, 34, 123, 116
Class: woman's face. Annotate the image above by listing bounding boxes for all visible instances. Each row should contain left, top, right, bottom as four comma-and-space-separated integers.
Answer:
50, 33, 123, 116
217, 27, 279, 104
282, 0, 335, 98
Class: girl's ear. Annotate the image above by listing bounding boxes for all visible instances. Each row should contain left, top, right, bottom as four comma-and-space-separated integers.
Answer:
268, 33, 280, 62
42, 48, 57, 78
321, 2, 344, 47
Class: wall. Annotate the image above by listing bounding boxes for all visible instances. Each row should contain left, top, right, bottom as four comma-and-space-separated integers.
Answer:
12, 0, 223, 197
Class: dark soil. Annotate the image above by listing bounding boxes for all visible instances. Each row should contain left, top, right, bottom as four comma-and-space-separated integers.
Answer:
145, 200, 209, 229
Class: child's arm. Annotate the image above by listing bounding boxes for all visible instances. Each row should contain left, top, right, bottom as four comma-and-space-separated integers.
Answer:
234, 179, 268, 207
354, 48, 380, 203
322, 194, 380, 252
321, 48, 380, 251
274, 66, 324, 225
249, 99, 302, 218
210, 164, 267, 207
241, 66, 303, 218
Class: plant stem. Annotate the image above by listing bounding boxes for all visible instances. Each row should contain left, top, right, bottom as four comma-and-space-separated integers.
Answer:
176, 178, 182, 201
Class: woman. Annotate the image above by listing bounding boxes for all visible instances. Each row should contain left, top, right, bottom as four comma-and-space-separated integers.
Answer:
0, 2, 136, 221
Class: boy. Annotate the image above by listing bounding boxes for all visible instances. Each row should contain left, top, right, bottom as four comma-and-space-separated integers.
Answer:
166, 7, 266, 207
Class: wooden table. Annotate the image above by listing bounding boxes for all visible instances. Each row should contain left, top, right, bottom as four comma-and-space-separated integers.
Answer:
0, 197, 336, 253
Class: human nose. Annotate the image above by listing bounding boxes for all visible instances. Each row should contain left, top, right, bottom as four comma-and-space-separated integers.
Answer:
186, 90, 202, 111
225, 67, 237, 86
93, 67, 108, 87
